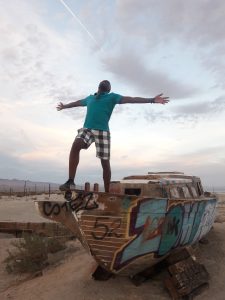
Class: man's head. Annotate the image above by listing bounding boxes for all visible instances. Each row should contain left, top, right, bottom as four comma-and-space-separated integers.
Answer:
98, 80, 111, 93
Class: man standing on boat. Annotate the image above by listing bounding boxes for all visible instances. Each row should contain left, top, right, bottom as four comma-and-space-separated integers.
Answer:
57, 80, 169, 192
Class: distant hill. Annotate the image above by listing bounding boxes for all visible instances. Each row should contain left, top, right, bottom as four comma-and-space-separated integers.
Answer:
0, 178, 59, 193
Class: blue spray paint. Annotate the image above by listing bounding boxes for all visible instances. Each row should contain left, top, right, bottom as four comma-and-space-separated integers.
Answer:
176, 202, 198, 246
113, 198, 217, 271
118, 199, 167, 266
158, 205, 183, 256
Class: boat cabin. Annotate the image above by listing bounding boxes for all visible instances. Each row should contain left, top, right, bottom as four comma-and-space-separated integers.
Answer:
109, 172, 205, 200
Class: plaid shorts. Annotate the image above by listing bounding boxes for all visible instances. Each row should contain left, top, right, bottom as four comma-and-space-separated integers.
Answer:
76, 128, 110, 160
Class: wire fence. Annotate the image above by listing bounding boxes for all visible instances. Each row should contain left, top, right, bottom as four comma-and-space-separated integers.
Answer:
3, 182, 221, 197
0, 182, 102, 197
0, 183, 60, 197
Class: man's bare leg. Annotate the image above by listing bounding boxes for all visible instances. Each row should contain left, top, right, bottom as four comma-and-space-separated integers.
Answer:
69, 138, 87, 180
101, 159, 111, 192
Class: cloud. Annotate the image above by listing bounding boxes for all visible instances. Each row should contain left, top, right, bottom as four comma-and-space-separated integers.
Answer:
114, 0, 225, 90
110, 160, 225, 189
102, 49, 199, 99
111, 144, 225, 187
200, 51, 225, 89
63, 106, 87, 122
0, 24, 77, 102
0, 125, 36, 156
116, 0, 225, 46
173, 96, 225, 115
142, 96, 225, 125
0, 152, 65, 183
0, 1, 88, 105
153, 154, 225, 188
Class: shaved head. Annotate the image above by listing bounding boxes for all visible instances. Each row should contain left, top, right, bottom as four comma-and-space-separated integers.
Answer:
98, 80, 111, 93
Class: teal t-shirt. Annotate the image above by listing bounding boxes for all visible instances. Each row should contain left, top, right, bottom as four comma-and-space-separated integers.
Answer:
80, 92, 122, 131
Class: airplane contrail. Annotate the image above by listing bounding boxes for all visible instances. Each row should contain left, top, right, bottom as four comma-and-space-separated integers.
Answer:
59, 0, 99, 46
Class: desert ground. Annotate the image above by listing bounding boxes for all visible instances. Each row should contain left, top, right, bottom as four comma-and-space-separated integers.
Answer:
0, 193, 225, 300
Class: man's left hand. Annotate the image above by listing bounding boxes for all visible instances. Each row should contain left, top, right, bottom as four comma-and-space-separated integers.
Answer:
154, 93, 170, 104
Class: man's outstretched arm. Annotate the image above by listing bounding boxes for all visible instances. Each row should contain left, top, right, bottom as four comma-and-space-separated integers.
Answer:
56, 100, 84, 111
120, 93, 170, 105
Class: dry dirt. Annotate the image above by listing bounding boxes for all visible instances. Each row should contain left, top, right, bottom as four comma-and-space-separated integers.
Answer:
0, 193, 225, 300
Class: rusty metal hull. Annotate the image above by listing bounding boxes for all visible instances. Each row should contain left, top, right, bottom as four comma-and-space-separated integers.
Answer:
36, 191, 217, 276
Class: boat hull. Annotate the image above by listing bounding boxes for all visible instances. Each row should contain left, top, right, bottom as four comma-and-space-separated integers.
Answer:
36, 191, 217, 276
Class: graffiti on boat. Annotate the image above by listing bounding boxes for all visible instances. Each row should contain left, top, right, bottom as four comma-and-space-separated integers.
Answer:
42, 192, 98, 217
112, 198, 216, 271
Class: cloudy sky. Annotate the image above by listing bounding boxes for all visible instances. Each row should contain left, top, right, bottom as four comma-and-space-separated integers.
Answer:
0, 0, 225, 189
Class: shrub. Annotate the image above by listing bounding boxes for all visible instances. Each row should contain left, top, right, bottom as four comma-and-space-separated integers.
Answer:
4, 233, 66, 274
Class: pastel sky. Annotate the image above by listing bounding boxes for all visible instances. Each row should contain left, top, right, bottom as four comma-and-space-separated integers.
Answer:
0, 0, 225, 188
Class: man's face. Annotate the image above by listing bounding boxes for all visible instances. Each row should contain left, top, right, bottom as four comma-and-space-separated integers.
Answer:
98, 80, 111, 93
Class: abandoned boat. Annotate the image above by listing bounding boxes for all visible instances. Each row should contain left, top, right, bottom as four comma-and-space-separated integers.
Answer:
36, 172, 217, 276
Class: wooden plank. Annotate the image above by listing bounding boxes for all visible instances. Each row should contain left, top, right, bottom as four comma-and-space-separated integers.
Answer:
91, 247, 115, 254
164, 278, 181, 300
80, 222, 128, 229
92, 251, 114, 259
82, 228, 126, 235
85, 234, 128, 242
166, 247, 193, 265
166, 256, 209, 297
80, 218, 126, 222
86, 239, 125, 246
88, 243, 120, 250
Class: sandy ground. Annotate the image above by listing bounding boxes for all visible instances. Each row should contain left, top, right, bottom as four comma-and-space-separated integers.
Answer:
0, 193, 225, 300
0, 194, 64, 222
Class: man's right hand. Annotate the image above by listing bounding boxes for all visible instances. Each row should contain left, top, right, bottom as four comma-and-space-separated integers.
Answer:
56, 102, 65, 111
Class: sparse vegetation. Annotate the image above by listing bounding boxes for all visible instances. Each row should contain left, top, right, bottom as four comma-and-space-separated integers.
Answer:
4, 233, 66, 274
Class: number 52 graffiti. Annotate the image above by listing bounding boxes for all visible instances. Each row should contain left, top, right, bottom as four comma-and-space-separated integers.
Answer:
91, 217, 122, 240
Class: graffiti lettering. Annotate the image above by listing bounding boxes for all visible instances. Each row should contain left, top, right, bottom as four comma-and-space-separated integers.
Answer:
91, 217, 109, 240
166, 217, 180, 235
43, 201, 63, 216
176, 202, 198, 246
42, 192, 98, 217
113, 198, 217, 271
108, 219, 122, 238
91, 217, 122, 240
159, 205, 183, 255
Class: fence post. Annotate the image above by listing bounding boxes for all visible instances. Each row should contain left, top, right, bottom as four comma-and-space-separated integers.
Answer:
24, 181, 27, 197
85, 182, 90, 192
93, 183, 99, 192
49, 184, 50, 197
